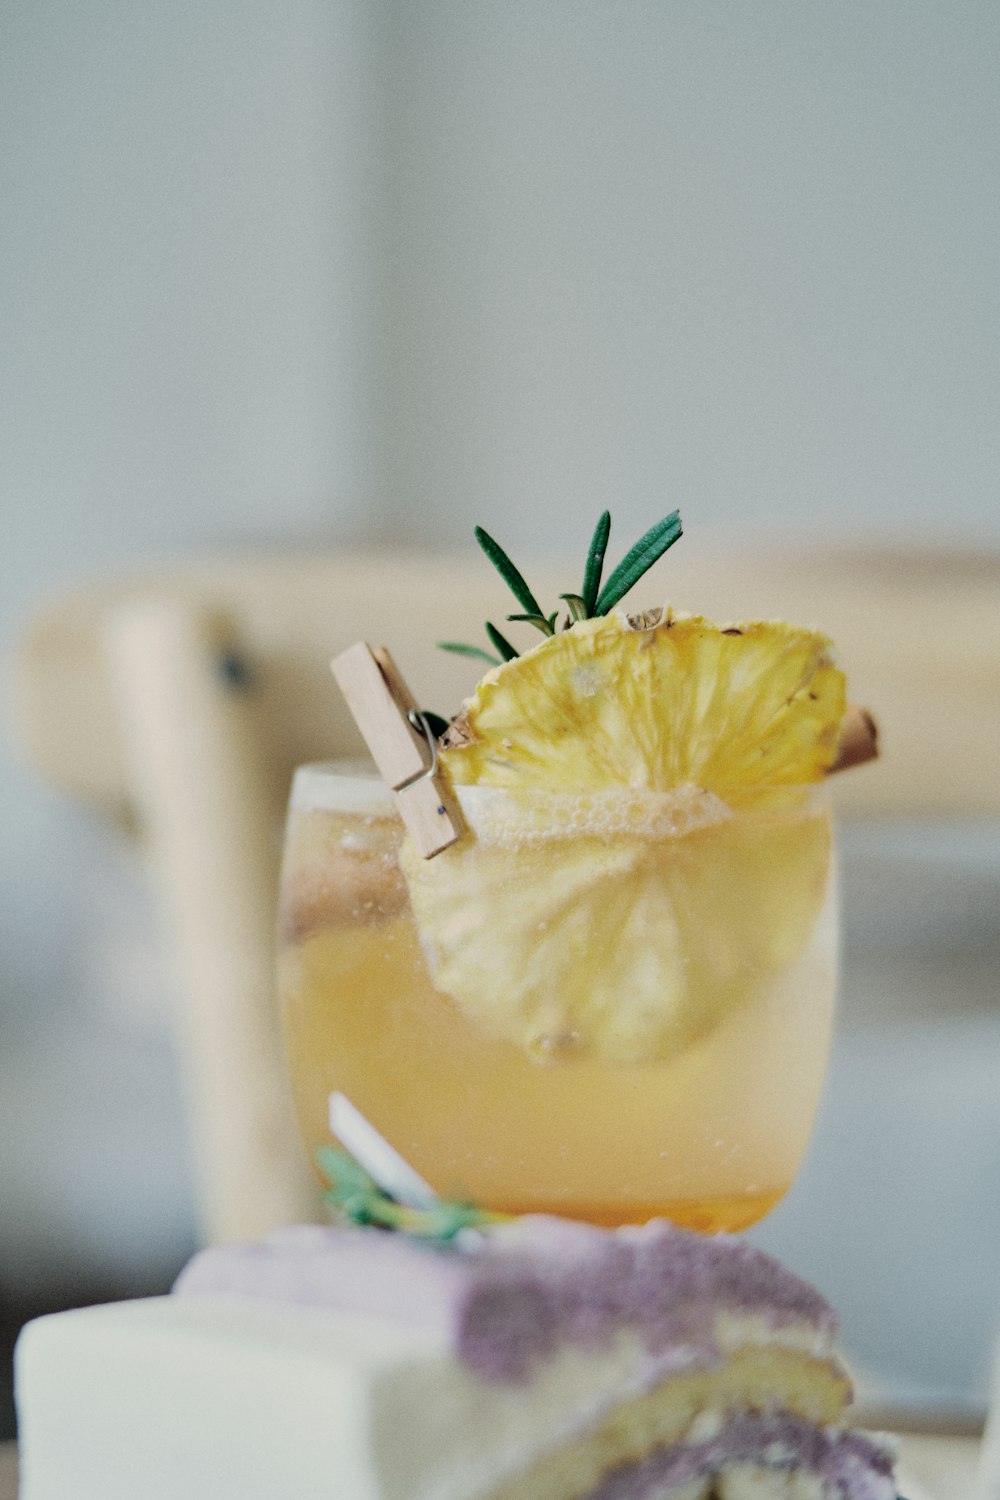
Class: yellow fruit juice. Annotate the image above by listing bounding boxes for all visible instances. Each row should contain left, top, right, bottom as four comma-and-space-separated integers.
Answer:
278, 764, 837, 1233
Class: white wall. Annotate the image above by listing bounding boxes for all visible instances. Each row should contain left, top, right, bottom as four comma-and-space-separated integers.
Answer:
2, 0, 380, 565
1, 0, 384, 1292
377, 1, 1000, 553
1, 0, 998, 1404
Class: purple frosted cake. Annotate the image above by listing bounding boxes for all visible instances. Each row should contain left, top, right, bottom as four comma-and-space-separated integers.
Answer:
16, 1213, 898, 1500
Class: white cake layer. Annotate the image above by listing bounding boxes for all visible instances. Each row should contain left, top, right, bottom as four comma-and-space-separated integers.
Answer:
16, 1293, 706, 1500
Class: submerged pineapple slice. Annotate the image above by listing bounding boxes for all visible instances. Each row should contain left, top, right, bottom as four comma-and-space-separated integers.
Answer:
401, 610, 845, 1065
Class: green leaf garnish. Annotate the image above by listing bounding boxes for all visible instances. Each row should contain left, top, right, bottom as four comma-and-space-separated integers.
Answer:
440, 511, 683, 673
475, 526, 547, 619
486, 622, 519, 661
594, 510, 683, 615
506, 612, 557, 636
581, 509, 611, 616
438, 641, 502, 666
316, 1145, 506, 1242
420, 710, 451, 739
559, 593, 589, 622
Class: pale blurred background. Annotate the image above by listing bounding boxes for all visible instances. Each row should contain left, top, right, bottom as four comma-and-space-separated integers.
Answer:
2, 0, 999, 1441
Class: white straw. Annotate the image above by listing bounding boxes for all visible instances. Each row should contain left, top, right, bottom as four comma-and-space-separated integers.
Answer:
328, 1093, 439, 1211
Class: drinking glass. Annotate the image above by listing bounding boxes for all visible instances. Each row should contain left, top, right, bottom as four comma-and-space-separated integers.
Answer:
278, 762, 837, 1232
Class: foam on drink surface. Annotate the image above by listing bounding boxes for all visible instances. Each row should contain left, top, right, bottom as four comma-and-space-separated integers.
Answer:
455, 785, 735, 848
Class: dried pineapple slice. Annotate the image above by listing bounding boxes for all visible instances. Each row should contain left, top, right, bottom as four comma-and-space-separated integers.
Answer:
402, 610, 844, 1064
442, 610, 845, 792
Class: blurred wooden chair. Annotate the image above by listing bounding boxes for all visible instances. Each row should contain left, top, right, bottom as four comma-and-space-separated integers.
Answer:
11, 544, 1000, 1248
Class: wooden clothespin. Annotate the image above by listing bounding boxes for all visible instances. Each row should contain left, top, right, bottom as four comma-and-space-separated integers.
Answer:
331, 641, 465, 859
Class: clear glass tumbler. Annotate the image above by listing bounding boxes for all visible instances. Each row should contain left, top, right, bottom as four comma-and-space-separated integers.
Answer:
278, 763, 837, 1232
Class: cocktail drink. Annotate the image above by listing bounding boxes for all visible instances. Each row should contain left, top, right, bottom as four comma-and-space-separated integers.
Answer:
277, 506, 862, 1234
278, 764, 836, 1232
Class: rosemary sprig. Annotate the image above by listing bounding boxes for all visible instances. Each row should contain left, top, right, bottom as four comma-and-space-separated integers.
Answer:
437, 509, 684, 667
420, 710, 451, 740
475, 526, 547, 620
316, 1145, 506, 1242
437, 623, 520, 667
507, 611, 558, 636
594, 510, 682, 615
438, 641, 502, 666
559, 593, 589, 622
581, 509, 612, 617
486, 622, 520, 661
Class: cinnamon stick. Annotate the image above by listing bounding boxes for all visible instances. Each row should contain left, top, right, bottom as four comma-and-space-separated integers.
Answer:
828, 705, 879, 775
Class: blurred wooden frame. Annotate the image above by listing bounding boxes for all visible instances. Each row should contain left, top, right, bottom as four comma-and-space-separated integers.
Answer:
11, 545, 1000, 1248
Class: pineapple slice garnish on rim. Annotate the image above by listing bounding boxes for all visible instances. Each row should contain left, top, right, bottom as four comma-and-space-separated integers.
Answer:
440, 608, 844, 793
401, 607, 845, 1066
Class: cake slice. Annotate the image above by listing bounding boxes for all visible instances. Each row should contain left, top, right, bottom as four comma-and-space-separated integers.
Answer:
16, 1216, 898, 1499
